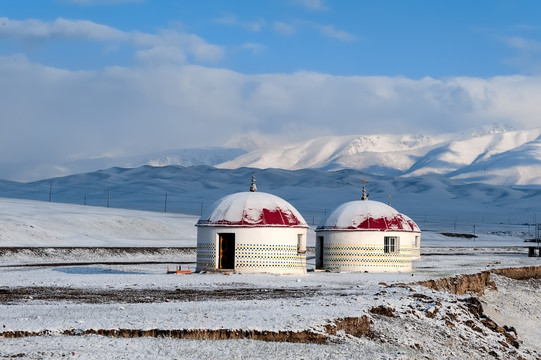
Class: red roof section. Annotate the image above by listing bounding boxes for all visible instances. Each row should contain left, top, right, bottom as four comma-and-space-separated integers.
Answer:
316, 200, 420, 232
196, 191, 308, 228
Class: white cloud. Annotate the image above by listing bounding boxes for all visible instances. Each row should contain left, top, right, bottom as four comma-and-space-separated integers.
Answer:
133, 30, 224, 63
0, 17, 224, 64
135, 45, 187, 65
287, 19, 355, 42
243, 19, 266, 32
241, 43, 265, 55
273, 21, 296, 35
214, 15, 265, 32
317, 24, 355, 42
0, 17, 129, 41
2, 55, 541, 169
503, 36, 541, 52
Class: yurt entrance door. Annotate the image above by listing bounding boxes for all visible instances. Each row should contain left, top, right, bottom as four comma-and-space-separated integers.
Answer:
218, 233, 235, 269
316, 236, 324, 269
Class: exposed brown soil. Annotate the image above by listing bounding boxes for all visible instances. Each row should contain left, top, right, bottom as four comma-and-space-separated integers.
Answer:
0, 286, 321, 304
491, 266, 541, 280
369, 305, 396, 317
414, 271, 496, 295
459, 296, 520, 349
413, 266, 541, 295
0, 316, 371, 344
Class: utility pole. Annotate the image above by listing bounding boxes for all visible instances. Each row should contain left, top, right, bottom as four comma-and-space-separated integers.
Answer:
533, 214, 541, 256
107, 186, 110, 208
534, 214, 537, 241
164, 193, 168, 213
48, 184, 52, 202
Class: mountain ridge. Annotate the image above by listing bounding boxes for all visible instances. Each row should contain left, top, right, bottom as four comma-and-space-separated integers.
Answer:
2, 124, 541, 186
218, 125, 541, 185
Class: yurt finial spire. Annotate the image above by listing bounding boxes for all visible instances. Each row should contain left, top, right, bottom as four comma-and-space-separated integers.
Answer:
361, 178, 369, 201
250, 171, 257, 192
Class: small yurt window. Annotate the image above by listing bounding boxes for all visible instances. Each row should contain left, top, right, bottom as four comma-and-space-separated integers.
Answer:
384, 236, 399, 253
415, 235, 420, 248
297, 234, 306, 254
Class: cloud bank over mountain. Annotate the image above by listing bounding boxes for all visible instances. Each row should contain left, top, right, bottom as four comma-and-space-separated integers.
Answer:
3, 54, 541, 170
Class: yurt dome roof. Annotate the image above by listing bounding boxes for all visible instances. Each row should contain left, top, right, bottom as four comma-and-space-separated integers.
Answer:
316, 199, 420, 232
196, 191, 308, 228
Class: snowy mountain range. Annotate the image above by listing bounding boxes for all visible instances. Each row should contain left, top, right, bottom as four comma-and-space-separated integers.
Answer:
6, 123, 540, 186
219, 124, 541, 186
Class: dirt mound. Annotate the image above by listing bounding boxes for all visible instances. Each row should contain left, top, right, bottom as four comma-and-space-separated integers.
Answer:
491, 266, 541, 280
413, 266, 541, 295
414, 271, 496, 295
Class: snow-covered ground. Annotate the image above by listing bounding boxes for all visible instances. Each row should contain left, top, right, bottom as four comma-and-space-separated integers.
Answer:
1, 197, 541, 359
0, 198, 197, 248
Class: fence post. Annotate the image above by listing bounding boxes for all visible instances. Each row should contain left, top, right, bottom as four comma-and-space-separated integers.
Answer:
107, 186, 110, 208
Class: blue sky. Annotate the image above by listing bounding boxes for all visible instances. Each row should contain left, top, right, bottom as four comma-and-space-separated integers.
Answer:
3, 0, 541, 77
1, 0, 541, 180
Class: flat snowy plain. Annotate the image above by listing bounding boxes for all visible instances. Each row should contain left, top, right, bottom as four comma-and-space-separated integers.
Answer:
1, 197, 541, 359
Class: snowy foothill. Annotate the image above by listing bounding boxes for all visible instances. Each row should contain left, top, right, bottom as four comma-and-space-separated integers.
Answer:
218, 126, 541, 186
1, 196, 541, 359
0, 197, 198, 248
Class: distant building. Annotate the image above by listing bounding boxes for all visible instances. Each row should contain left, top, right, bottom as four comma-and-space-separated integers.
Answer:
195, 174, 308, 275
315, 183, 421, 272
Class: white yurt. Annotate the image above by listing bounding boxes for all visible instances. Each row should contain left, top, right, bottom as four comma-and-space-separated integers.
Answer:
195, 174, 308, 275
315, 185, 421, 272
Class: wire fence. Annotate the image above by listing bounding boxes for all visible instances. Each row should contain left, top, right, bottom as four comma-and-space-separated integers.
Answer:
3, 182, 540, 237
